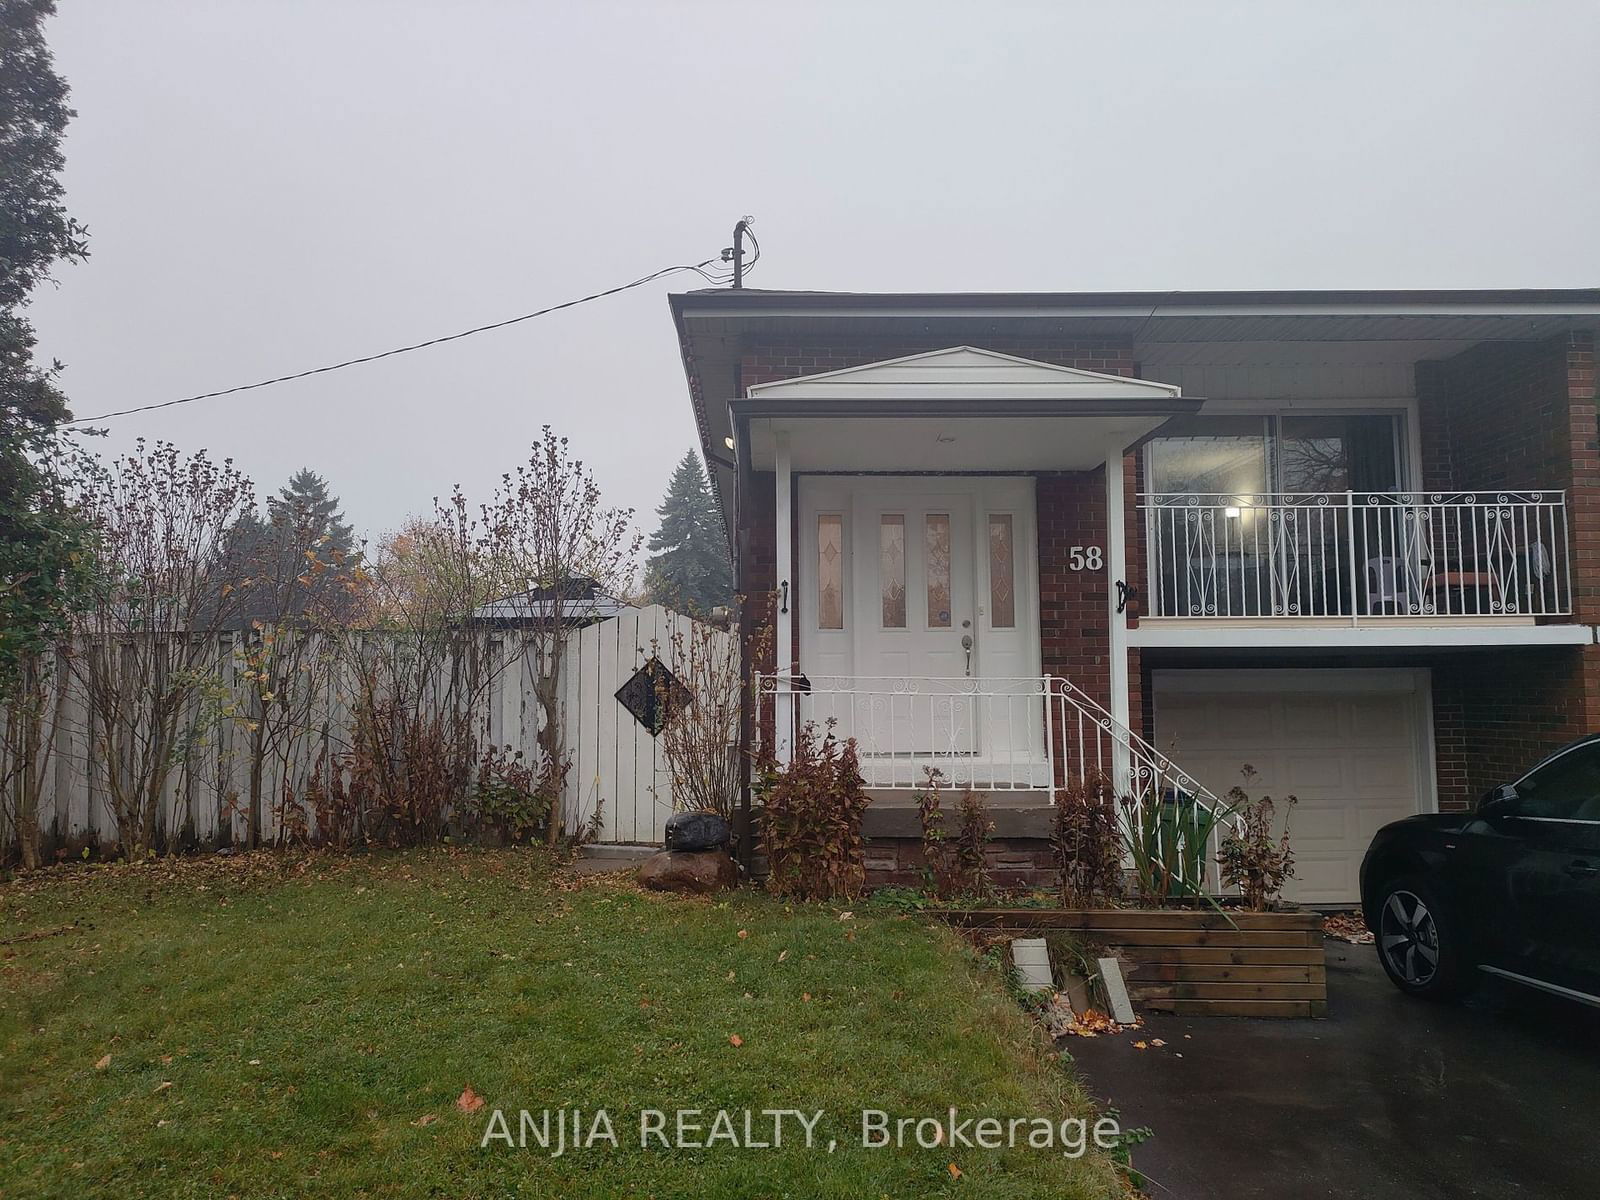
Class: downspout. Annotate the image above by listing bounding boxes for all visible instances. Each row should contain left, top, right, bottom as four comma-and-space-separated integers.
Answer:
732, 410, 756, 870
1105, 445, 1133, 790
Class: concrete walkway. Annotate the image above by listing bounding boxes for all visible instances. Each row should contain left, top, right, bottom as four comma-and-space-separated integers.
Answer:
1068, 938, 1600, 1199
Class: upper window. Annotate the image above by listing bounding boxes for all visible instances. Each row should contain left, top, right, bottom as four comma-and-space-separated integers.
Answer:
1516, 746, 1600, 822
1146, 414, 1403, 497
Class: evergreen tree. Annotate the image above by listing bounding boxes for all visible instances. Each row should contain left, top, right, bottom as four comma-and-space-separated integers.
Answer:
268, 468, 354, 553
644, 450, 732, 615
223, 470, 356, 626
0, 0, 94, 698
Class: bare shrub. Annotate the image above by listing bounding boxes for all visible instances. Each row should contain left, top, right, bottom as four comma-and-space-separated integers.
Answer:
68, 441, 255, 857
655, 616, 739, 818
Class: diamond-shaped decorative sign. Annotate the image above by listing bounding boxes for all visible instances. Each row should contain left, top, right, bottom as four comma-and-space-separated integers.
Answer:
615, 656, 691, 737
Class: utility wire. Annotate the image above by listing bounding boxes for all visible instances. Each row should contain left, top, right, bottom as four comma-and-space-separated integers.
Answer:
64, 255, 738, 426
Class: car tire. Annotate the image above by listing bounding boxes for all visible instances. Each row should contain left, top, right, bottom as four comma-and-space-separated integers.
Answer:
1373, 875, 1469, 1000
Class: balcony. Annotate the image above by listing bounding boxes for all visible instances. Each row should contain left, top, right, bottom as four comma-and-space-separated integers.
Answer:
1139, 491, 1572, 621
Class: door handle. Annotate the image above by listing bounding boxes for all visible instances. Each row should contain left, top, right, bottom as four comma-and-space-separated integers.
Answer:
1563, 860, 1599, 878
961, 634, 973, 677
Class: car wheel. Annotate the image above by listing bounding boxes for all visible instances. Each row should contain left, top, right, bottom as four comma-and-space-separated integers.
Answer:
1374, 876, 1467, 1000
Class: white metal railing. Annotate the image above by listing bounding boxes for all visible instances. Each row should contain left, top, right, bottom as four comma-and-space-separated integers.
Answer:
757, 674, 1054, 790
1140, 490, 1572, 620
755, 673, 1239, 891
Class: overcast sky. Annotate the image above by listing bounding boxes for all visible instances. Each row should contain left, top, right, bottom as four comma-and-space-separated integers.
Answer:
29, 0, 1600, 546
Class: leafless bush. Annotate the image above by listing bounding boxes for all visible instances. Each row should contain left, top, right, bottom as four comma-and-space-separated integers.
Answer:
655, 617, 739, 818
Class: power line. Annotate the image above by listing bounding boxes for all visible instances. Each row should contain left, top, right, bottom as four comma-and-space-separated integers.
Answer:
64, 255, 739, 426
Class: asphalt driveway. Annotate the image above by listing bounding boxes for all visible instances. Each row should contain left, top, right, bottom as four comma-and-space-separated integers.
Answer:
1068, 938, 1600, 1200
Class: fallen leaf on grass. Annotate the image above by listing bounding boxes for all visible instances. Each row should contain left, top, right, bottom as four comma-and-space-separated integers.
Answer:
802, 993, 812, 1003
411, 1114, 439, 1127
457, 1087, 485, 1114
728, 1034, 743, 1047
948, 1162, 963, 1178
838, 911, 854, 921
777, 950, 788, 963
737, 929, 749, 940
94, 1054, 111, 1070
154, 1081, 173, 1091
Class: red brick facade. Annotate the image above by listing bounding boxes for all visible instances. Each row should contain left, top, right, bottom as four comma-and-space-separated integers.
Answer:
1432, 646, 1600, 810
733, 327, 1600, 842
1416, 333, 1600, 807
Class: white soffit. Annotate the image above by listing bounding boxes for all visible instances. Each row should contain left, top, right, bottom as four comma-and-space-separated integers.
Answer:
744, 345, 1183, 403
746, 414, 1167, 472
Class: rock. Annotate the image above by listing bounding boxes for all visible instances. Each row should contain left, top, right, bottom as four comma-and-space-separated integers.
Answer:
664, 811, 731, 852
636, 849, 740, 894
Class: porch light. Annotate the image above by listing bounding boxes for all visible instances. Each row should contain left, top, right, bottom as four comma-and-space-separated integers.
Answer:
1224, 506, 1242, 519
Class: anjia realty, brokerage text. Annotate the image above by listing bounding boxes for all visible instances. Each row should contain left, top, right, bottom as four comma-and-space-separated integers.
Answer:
480, 1107, 1127, 1157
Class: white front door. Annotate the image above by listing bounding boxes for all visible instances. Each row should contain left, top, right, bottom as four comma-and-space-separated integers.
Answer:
797, 476, 1042, 779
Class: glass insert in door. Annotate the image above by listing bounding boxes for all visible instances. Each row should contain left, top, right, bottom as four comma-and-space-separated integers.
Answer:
880, 515, 906, 628
925, 514, 952, 628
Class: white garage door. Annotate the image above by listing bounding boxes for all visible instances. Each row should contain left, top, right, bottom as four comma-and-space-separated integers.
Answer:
1152, 669, 1432, 906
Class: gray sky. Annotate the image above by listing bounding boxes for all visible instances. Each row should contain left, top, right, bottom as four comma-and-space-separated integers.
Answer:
30, 0, 1600, 545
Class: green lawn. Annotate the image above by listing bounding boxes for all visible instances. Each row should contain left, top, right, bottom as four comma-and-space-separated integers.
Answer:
0, 850, 1126, 1199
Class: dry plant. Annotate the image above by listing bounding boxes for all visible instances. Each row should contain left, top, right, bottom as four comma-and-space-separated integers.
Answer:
1217, 765, 1297, 910
756, 719, 869, 901
654, 615, 739, 818
325, 427, 636, 846
66, 441, 255, 857
1052, 770, 1123, 908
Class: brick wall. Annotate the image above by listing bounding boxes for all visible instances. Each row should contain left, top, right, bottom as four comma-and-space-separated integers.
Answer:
863, 835, 1057, 891
1431, 644, 1600, 810
1416, 332, 1600, 621
1416, 331, 1600, 802
1035, 469, 1136, 719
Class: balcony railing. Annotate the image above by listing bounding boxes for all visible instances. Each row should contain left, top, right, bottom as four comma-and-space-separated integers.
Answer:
1139, 491, 1572, 620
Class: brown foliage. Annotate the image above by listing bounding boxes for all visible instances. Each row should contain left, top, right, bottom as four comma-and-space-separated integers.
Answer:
1053, 771, 1124, 908
914, 770, 993, 899
1217, 767, 1297, 911
756, 720, 869, 901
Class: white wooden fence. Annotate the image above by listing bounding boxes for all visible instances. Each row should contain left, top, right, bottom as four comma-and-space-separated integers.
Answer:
0, 604, 731, 856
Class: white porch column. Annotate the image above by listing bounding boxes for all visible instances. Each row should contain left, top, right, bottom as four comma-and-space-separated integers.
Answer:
774, 431, 793, 763
1105, 445, 1133, 789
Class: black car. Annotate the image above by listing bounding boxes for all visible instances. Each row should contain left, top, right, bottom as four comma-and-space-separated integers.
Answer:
1360, 734, 1600, 1007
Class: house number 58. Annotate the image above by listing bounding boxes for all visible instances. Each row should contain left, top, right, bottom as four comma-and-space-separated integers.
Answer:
1068, 545, 1104, 571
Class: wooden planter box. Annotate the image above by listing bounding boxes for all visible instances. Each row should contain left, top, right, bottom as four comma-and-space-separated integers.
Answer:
934, 908, 1327, 1018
